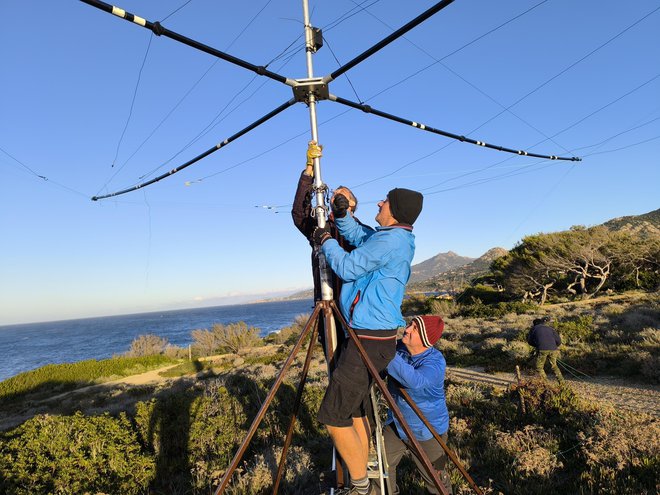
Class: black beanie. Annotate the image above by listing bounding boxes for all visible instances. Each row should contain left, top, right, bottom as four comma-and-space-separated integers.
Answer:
387, 188, 423, 225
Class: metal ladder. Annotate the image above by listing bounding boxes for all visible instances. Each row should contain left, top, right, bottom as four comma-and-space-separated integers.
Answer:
329, 385, 391, 495
366, 385, 391, 495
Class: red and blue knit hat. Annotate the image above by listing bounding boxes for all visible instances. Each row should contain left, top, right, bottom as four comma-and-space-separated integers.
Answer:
412, 315, 445, 347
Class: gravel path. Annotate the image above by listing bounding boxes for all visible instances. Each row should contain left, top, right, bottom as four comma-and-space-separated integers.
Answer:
447, 366, 660, 417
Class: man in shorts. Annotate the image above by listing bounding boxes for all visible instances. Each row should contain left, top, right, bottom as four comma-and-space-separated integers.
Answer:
312, 187, 423, 495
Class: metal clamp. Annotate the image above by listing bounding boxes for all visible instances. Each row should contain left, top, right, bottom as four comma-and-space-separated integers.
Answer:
292, 77, 330, 103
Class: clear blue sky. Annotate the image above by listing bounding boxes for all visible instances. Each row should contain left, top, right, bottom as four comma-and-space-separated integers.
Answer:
1, 0, 658, 325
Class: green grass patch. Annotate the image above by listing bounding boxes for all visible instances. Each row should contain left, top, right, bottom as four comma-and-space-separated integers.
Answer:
158, 359, 211, 378
0, 355, 176, 403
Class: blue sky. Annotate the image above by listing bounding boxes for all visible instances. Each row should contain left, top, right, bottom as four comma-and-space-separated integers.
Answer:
1, 0, 658, 325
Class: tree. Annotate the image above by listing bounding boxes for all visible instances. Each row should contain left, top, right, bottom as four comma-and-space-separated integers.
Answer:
535, 227, 614, 299
491, 240, 557, 305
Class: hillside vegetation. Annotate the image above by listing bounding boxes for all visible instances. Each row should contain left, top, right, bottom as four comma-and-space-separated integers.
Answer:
1, 209, 658, 494
1, 294, 658, 494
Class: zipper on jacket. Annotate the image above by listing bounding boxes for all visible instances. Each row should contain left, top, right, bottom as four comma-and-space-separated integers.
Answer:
349, 290, 361, 326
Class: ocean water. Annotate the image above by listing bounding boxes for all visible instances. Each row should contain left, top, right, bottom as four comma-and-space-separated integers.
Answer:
0, 299, 314, 383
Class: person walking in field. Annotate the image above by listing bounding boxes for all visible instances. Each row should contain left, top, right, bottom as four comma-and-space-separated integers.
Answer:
527, 317, 564, 384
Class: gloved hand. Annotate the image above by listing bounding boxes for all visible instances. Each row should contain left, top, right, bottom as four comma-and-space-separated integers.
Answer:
305, 141, 323, 176
311, 225, 332, 246
332, 194, 350, 218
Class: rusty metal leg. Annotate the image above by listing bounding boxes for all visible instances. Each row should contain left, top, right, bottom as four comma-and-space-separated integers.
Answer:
321, 301, 346, 490
272, 312, 320, 494
213, 303, 322, 495
328, 301, 450, 495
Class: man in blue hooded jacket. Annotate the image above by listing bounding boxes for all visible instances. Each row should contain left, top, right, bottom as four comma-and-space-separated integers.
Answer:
385, 315, 452, 495
312, 187, 423, 495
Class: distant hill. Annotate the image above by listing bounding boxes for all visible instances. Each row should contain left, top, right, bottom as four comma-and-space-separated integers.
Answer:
408, 247, 508, 293
281, 208, 660, 299
602, 208, 660, 237
284, 288, 314, 300
284, 250, 475, 299
409, 251, 475, 284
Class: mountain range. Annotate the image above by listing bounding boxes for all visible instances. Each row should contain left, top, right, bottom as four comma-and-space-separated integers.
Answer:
283, 208, 659, 298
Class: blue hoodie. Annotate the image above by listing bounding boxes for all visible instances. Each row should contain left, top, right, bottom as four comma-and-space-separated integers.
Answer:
321, 214, 415, 330
386, 343, 449, 441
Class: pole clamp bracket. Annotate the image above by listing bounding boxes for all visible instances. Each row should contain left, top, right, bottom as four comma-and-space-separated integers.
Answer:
292, 78, 330, 103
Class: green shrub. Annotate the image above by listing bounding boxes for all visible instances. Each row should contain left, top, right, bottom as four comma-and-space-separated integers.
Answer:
0, 412, 155, 495
457, 301, 537, 319
457, 284, 508, 305
556, 315, 596, 343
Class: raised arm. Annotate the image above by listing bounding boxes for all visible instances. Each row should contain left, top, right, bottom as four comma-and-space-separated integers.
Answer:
321, 232, 389, 281
291, 171, 315, 239
291, 141, 323, 239
334, 213, 375, 247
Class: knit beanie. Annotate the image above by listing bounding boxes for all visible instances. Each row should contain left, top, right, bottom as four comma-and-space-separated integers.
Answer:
388, 188, 423, 225
412, 315, 444, 347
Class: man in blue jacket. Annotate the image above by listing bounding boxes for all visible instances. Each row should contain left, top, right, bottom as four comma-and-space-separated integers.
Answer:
312, 187, 423, 495
385, 315, 452, 495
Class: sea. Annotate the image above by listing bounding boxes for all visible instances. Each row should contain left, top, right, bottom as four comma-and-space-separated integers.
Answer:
0, 299, 314, 383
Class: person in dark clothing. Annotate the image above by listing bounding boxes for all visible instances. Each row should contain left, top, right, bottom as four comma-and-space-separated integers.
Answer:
527, 317, 564, 383
291, 141, 361, 367
291, 140, 358, 303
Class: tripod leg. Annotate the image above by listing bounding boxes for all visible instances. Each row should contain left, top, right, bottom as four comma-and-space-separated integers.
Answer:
322, 303, 346, 491
213, 303, 322, 495
272, 312, 320, 494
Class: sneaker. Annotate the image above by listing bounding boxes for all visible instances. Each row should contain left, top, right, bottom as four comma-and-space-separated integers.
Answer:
344, 483, 378, 495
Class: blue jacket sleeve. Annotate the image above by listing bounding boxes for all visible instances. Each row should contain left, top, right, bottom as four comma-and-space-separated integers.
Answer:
387, 353, 441, 390
334, 214, 374, 247
321, 234, 391, 282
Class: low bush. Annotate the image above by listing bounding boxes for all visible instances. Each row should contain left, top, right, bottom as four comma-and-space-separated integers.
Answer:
126, 333, 168, 357
457, 301, 537, 319
556, 315, 595, 343
457, 284, 508, 305
0, 412, 155, 495
192, 321, 262, 356
264, 313, 309, 345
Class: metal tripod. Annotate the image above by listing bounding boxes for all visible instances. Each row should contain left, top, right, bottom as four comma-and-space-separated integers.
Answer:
212, 299, 454, 495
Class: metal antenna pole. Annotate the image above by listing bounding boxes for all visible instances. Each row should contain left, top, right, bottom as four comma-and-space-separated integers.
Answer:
301, 0, 333, 303
300, 2, 344, 491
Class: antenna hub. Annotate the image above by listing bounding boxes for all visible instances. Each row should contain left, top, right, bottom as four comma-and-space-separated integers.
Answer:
292, 77, 330, 103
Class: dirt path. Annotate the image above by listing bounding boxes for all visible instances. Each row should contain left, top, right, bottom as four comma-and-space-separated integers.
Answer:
447, 366, 660, 417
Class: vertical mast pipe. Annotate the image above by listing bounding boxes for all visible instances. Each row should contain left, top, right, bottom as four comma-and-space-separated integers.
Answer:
302, 0, 333, 302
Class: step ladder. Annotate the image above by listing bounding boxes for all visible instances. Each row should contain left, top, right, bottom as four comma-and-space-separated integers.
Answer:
330, 385, 391, 495
366, 385, 391, 495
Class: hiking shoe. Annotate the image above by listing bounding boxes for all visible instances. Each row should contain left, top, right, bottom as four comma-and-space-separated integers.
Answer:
339, 483, 377, 495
